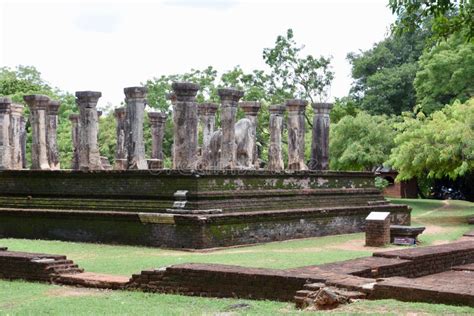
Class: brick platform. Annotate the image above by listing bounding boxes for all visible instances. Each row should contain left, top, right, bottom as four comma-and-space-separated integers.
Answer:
0, 170, 411, 249
0, 250, 83, 282
372, 270, 474, 307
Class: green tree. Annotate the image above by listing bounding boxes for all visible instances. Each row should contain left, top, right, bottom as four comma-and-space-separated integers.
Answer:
329, 112, 398, 171
347, 27, 430, 115
0, 66, 77, 167
263, 29, 334, 105
388, 98, 474, 181
389, 0, 474, 41
414, 33, 474, 114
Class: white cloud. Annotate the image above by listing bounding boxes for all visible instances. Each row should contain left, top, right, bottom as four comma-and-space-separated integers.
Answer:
0, 0, 394, 109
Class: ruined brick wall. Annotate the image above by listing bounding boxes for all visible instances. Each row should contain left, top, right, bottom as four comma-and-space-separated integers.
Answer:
127, 263, 319, 301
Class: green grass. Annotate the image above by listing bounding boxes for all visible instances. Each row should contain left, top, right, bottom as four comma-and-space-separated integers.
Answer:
1, 198, 473, 315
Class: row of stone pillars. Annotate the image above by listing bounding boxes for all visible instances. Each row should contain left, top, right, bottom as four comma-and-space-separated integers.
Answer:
0, 95, 60, 170
0, 82, 331, 171
169, 83, 332, 171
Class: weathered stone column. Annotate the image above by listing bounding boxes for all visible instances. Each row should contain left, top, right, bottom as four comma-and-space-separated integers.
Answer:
69, 114, 80, 170
75, 91, 102, 171
171, 82, 200, 169
24, 94, 50, 170
124, 87, 148, 170
148, 111, 167, 160
239, 101, 261, 168
286, 99, 308, 171
0, 97, 11, 170
267, 104, 285, 171
46, 100, 61, 170
9, 103, 24, 169
198, 103, 218, 168
310, 103, 333, 170
113, 107, 127, 170
218, 88, 244, 169
20, 116, 27, 169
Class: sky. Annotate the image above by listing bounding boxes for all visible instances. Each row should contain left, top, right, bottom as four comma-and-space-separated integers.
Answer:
0, 0, 394, 109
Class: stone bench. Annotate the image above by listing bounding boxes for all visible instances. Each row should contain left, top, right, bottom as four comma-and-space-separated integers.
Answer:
390, 225, 425, 244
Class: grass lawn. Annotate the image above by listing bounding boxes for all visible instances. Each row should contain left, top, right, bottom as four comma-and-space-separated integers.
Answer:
0, 198, 473, 315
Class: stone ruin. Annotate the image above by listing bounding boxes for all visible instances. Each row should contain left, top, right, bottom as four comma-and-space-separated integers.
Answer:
0, 83, 337, 173
0, 82, 412, 249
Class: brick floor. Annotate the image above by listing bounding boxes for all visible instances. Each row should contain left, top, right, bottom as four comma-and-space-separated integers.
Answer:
55, 272, 129, 289
372, 270, 474, 307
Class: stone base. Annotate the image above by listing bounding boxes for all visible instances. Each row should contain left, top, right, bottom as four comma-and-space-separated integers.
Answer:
0, 170, 411, 249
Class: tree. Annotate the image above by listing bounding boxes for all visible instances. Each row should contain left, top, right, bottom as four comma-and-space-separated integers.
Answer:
263, 29, 334, 105
388, 98, 474, 181
389, 0, 474, 41
347, 27, 430, 115
414, 33, 474, 114
329, 112, 398, 171
0, 66, 77, 167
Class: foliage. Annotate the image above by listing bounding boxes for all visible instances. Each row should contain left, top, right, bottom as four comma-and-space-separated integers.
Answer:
329, 112, 397, 171
414, 33, 474, 114
388, 98, 474, 181
0, 66, 77, 167
263, 29, 334, 105
388, 0, 474, 41
375, 176, 390, 190
329, 97, 360, 124
347, 27, 430, 115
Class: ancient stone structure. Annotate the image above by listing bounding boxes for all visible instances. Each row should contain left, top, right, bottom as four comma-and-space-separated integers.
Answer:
218, 88, 244, 169
0, 97, 11, 170
20, 115, 27, 169
24, 94, 50, 170
197, 103, 218, 168
9, 104, 24, 170
239, 101, 261, 168
310, 102, 332, 170
75, 91, 102, 171
267, 104, 285, 171
68, 114, 80, 170
113, 107, 127, 170
124, 87, 148, 170
147, 111, 167, 170
365, 212, 391, 247
171, 82, 200, 169
46, 100, 61, 170
286, 99, 308, 171
235, 118, 253, 169
148, 112, 167, 161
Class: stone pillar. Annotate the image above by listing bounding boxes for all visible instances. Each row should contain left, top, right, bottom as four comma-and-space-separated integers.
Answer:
286, 99, 308, 171
0, 97, 11, 170
239, 101, 261, 168
9, 103, 24, 169
218, 88, 244, 169
24, 94, 50, 170
310, 103, 333, 170
69, 114, 80, 170
75, 91, 102, 171
46, 100, 61, 170
124, 87, 148, 170
148, 111, 167, 160
267, 104, 285, 171
198, 103, 218, 168
113, 107, 127, 170
20, 116, 27, 169
171, 82, 200, 170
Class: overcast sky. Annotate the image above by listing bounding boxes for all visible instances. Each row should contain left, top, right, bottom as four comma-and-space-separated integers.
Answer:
0, 0, 394, 109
